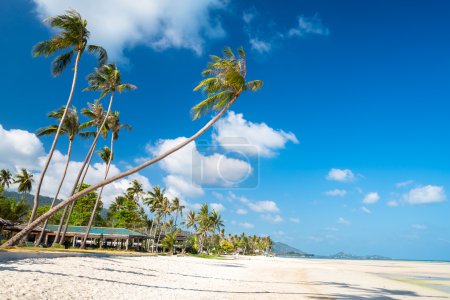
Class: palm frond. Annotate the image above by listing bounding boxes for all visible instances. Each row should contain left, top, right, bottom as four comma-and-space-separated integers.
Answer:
87, 45, 108, 65
51, 51, 74, 76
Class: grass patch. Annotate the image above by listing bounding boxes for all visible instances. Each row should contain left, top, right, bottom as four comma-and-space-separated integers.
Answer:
188, 253, 226, 260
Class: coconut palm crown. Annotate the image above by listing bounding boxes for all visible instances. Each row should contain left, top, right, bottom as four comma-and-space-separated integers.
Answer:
84, 64, 137, 99
192, 47, 263, 119
32, 9, 107, 76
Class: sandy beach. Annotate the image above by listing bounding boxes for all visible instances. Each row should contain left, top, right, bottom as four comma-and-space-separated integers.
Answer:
0, 253, 449, 299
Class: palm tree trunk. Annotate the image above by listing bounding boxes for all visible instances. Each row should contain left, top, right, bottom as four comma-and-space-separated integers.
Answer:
58, 92, 116, 243
156, 215, 166, 252
2, 95, 238, 247
29, 50, 82, 225
80, 135, 114, 249
148, 219, 155, 252
54, 136, 98, 244
35, 140, 73, 246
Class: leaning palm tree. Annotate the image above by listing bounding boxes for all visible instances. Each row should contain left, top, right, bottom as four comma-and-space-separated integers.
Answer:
80, 114, 131, 249
3, 47, 263, 247
29, 9, 107, 225
14, 169, 34, 200
35, 106, 90, 245
55, 63, 136, 244
0, 169, 13, 194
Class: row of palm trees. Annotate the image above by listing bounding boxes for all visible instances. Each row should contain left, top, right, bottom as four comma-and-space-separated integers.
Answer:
0, 168, 34, 199
2, 7, 263, 247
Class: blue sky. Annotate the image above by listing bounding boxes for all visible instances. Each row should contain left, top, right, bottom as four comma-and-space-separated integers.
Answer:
1, 0, 449, 260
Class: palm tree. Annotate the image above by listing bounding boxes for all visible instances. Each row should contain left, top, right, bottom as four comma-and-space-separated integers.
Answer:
144, 186, 166, 251
56, 63, 136, 244
171, 197, 185, 227
155, 196, 171, 252
0, 169, 13, 194
14, 169, 34, 200
30, 9, 107, 225
35, 106, 89, 245
3, 47, 263, 247
196, 203, 211, 253
185, 210, 197, 232
127, 180, 143, 203
81, 114, 131, 249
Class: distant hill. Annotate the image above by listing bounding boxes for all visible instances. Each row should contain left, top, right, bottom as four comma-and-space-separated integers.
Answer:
3, 191, 108, 218
272, 242, 391, 260
4, 191, 56, 207
271, 242, 314, 257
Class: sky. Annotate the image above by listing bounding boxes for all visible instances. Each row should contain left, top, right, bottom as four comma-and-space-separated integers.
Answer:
0, 0, 449, 261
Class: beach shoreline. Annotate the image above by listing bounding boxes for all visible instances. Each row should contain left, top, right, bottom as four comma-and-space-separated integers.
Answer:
1, 252, 449, 299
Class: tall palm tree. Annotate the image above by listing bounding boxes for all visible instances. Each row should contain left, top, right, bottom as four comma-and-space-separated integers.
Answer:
35, 106, 89, 245
14, 169, 34, 200
185, 210, 197, 233
30, 9, 107, 225
3, 47, 263, 247
0, 169, 13, 194
171, 197, 185, 227
196, 203, 212, 253
144, 186, 165, 252
56, 63, 136, 244
80, 114, 131, 248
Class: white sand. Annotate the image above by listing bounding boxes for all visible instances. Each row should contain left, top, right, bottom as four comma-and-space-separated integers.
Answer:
1, 254, 449, 299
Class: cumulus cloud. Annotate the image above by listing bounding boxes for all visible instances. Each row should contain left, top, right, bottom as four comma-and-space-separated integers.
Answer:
387, 200, 399, 207
148, 137, 252, 196
363, 192, 380, 205
213, 111, 298, 157
288, 15, 329, 37
325, 189, 347, 197
361, 206, 371, 214
249, 38, 271, 53
236, 208, 247, 215
403, 185, 446, 205
261, 214, 283, 223
240, 222, 254, 229
0, 124, 151, 207
228, 192, 280, 213
32, 0, 226, 60
337, 217, 351, 226
326, 168, 355, 182
210, 203, 225, 212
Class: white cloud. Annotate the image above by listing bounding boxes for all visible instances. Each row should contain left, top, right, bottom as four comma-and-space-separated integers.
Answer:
210, 203, 225, 212
228, 192, 280, 213
236, 208, 247, 215
289, 217, 300, 223
326, 168, 355, 182
0, 124, 151, 207
148, 137, 252, 194
396, 180, 414, 188
163, 175, 204, 198
404, 185, 446, 205
288, 15, 329, 37
337, 217, 351, 226
249, 38, 271, 53
33, 0, 226, 60
0, 124, 45, 171
213, 111, 298, 158
261, 214, 283, 223
361, 206, 371, 214
412, 224, 427, 230
325, 189, 347, 197
363, 192, 380, 205
240, 222, 254, 229
387, 200, 399, 207
325, 227, 338, 232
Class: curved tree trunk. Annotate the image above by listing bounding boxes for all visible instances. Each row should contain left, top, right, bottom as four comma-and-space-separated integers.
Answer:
29, 50, 82, 225
57, 92, 115, 244
2, 96, 237, 247
80, 134, 114, 249
35, 140, 73, 246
